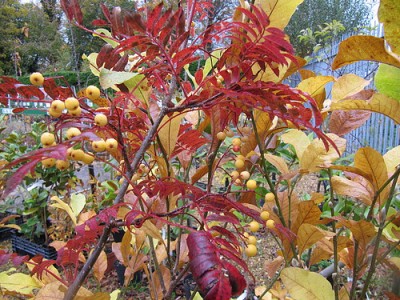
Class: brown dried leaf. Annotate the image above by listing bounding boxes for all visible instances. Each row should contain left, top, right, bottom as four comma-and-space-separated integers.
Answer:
264, 153, 289, 175
331, 175, 374, 205
264, 256, 284, 278
329, 110, 371, 136
330, 93, 400, 124
309, 246, 331, 266
150, 265, 171, 300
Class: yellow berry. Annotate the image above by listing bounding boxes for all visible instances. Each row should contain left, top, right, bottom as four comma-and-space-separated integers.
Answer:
225, 129, 234, 138
240, 171, 250, 180
260, 211, 270, 221
56, 160, 70, 170
105, 138, 118, 152
92, 139, 106, 152
48, 107, 62, 118
216, 131, 226, 141
231, 170, 240, 180
69, 107, 81, 116
94, 113, 108, 126
42, 157, 56, 168
86, 85, 101, 100
30, 72, 44, 86
244, 244, 257, 257
265, 192, 275, 202
249, 220, 260, 232
40, 132, 55, 146
246, 179, 257, 190
247, 235, 257, 245
235, 159, 245, 169
232, 138, 241, 146
65, 97, 80, 111
66, 127, 81, 139
81, 153, 95, 164
266, 219, 275, 229
70, 149, 85, 161
50, 100, 65, 112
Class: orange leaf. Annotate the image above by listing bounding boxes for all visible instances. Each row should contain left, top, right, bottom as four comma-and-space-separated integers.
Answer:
354, 147, 390, 206
335, 218, 376, 250
291, 200, 322, 234
92, 250, 108, 282
331, 175, 374, 205
296, 224, 327, 255
150, 264, 171, 300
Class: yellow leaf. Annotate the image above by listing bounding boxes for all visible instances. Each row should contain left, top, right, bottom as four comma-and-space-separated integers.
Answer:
296, 224, 327, 255
383, 145, 400, 174
331, 93, 400, 124
388, 257, 400, 272
297, 76, 334, 98
35, 281, 93, 299
354, 147, 389, 206
255, 285, 273, 300
281, 267, 335, 300
99, 68, 138, 90
158, 112, 185, 157
110, 290, 121, 300
0, 269, 41, 296
378, 0, 400, 54
142, 220, 163, 240
70, 193, 86, 217
332, 35, 400, 70
92, 250, 107, 282
255, 0, 305, 30
83, 53, 100, 76
35, 281, 65, 299
264, 153, 289, 175
121, 230, 133, 266
299, 134, 346, 173
93, 29, 119, 48
331, 74, 370, 101
50, 196, 76, 225
280, 129, 310, 160
241, 109, 273, 155
331, 176, 374, 205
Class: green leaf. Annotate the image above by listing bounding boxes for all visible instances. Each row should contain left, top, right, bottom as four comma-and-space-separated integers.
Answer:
93, 29, 119, 48
281, 267, 335, 300
99, 68, 138, 90
375, 64, 400, 102
378, 0, 400, 54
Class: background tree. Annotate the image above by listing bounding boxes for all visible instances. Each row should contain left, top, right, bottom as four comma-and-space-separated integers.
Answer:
286, 0, 374, 56
0, 0, 27, 75
17, 3, 65, 74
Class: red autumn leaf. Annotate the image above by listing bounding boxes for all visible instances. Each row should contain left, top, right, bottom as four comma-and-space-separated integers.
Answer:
187, 231, 246, 300
60, 0, 83, 24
